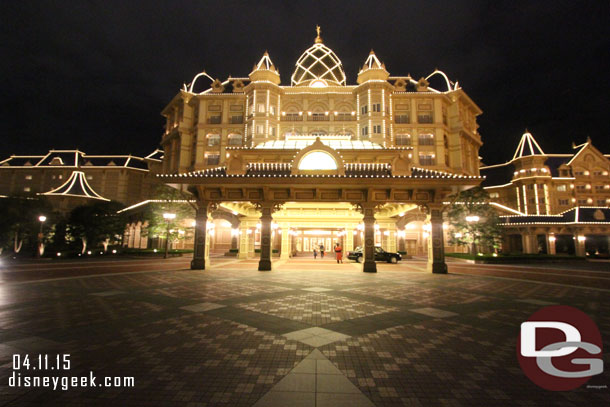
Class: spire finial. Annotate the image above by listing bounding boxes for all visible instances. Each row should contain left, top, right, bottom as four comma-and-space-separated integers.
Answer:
315, 25, 323, 43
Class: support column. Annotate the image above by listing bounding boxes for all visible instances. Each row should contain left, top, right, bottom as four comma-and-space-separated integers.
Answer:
522, 233, 536, 254
575, 233, 586, 257
381, 230, 389, 251
345, 228, 354, 252
248, 228, 255, 256
238, 225, 249, 259
362, 205, 377, 273
387, 225, 397, 254
191, 204, 208, 270
280, 224, 291, 260
258, 204, 273, 271
548, 234, 557, 255
427, 206, 447, 274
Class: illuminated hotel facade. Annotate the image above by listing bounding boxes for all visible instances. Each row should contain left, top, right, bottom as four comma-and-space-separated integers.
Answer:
481, 132, 610, 256
159, 28, 483, 272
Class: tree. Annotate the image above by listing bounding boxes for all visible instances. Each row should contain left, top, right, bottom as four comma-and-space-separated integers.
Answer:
67, 200, 127, 254
0, 196, 56, 256
140, 186, 195, 247
446, 187, 503, 255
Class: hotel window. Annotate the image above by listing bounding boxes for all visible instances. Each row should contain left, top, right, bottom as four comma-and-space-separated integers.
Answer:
574, 171, 585, 176
25, 175, 32, 180
228, 134, 242, 146
256, 125, 264, 134
417, 113, 433, 124
361, 126, 368, 137
373, 125, 381, 134
395, 114, 409, 124
597, 199, 606, 206
24, 187, 31, 192
575, 185, 586, 191
361, 105, 368, 115
396, 134, 411, 146
257, 103, 265, 113
207, 134, 220, 147
594, 185, 604, 191
269, 106, 275, 115
87, 175, 93, 180
489, 192, 499, 198
418, 134, 434, 146
312, 113, 326, 121
577, 199, 587, 205
419, 153, 436, 166
372, 103, 381, 112
271, 127, 276, 137
208, 115, 221, 124
206, 154, 220, 165
230, 115, 243, 124
556, 185, 567, 192
558, 199, 569, 206
593, 171, 603, 176
284, 113, 300, 121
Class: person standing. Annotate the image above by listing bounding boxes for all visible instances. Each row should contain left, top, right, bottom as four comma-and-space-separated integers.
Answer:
319, 244, 325, 258
313, 247, 318, 259
334, 242, 343, 263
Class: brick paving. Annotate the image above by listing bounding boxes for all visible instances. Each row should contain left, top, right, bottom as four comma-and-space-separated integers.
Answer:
0, 256, 608, 406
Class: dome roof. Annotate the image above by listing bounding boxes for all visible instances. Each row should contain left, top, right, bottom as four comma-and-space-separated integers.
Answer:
291, 27, 346, 87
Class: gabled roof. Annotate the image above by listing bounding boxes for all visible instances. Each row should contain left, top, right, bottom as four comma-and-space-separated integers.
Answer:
40, 171, 109, 201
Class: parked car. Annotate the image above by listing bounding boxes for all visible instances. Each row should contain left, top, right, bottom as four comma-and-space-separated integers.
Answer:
347, 246, 402, 264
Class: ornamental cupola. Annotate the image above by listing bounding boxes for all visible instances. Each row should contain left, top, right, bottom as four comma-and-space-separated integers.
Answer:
249, 51, 281, 85
357, 50, 389, 84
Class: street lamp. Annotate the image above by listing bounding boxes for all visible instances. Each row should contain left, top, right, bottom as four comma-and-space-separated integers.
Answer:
163, 213, 176, 259
37, 215, 47, 257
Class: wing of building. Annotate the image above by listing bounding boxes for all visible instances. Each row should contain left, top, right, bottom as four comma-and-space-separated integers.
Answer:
159, 28, 484, 272
481, 131, 610, 256
0, 149, 163, 211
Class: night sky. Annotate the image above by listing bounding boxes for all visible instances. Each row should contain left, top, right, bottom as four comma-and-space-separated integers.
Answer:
1, 1, 609, 164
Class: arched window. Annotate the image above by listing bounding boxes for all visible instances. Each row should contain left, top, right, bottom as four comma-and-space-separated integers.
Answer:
228, 134, 242, 146
207, 134, 220, 147
298, 151, 338, 170
396, 134, 411, 146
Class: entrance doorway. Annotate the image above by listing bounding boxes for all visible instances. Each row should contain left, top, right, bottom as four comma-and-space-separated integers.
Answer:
296, 229, 343, 254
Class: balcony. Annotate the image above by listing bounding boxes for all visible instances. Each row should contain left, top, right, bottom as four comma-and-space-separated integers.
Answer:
334, 114, 356, 121
230, 116, 243, 124
310, 114, 329, 121
281, 115, 302, 122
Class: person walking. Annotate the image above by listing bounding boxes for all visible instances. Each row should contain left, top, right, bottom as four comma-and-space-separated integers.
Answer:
319, 244, 325, 258
334, 242, 343, 263
313, 247, 318, 259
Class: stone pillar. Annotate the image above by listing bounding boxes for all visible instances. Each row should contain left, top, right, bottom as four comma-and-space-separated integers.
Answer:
191, 204, 208, 270
548, 234, 557, 255
258, 205, 273, 271
362, 206, 377, 273
427, 206, 447, 274
238, 225, 249, 259
381, 230, 389, 251
387, 226, 397, 254
280, 225, 291, 260
522, 233, 536, 254
575, 233, 586, 257
345, 228, 354, 252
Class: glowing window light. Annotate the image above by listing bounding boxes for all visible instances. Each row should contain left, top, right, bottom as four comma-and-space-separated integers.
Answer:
298, 151, 337, 170
310, 79, 328, 88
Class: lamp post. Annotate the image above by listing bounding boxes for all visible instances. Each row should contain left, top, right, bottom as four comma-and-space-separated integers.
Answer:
465, 215, 480, 255
37, 215, 47, 258
163, 213, 176, 259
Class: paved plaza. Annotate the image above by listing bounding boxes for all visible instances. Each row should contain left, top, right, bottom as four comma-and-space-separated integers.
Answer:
0, 256, 609, 406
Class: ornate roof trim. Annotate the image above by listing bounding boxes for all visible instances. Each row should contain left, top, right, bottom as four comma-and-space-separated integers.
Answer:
40, 170, 109, 201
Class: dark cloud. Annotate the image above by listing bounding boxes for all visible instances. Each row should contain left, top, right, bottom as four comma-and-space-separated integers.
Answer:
1, 1, 609, 162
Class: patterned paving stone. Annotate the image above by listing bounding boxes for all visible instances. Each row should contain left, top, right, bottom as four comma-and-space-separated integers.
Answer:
0, 257, 609, 406
236, 293, 398, 326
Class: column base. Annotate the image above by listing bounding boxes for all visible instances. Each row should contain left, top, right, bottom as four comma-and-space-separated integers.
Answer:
362, 261, 377, 273
258, 259, 272, 271
427, 261, 447, 274
238, 252, 249, 259
191, 258, 205, 270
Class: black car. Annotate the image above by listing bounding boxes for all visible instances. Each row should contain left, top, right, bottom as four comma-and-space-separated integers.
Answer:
347, 246, 402, 264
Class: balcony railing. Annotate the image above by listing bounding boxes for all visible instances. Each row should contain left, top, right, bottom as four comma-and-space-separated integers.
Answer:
281, 115, 303, 121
